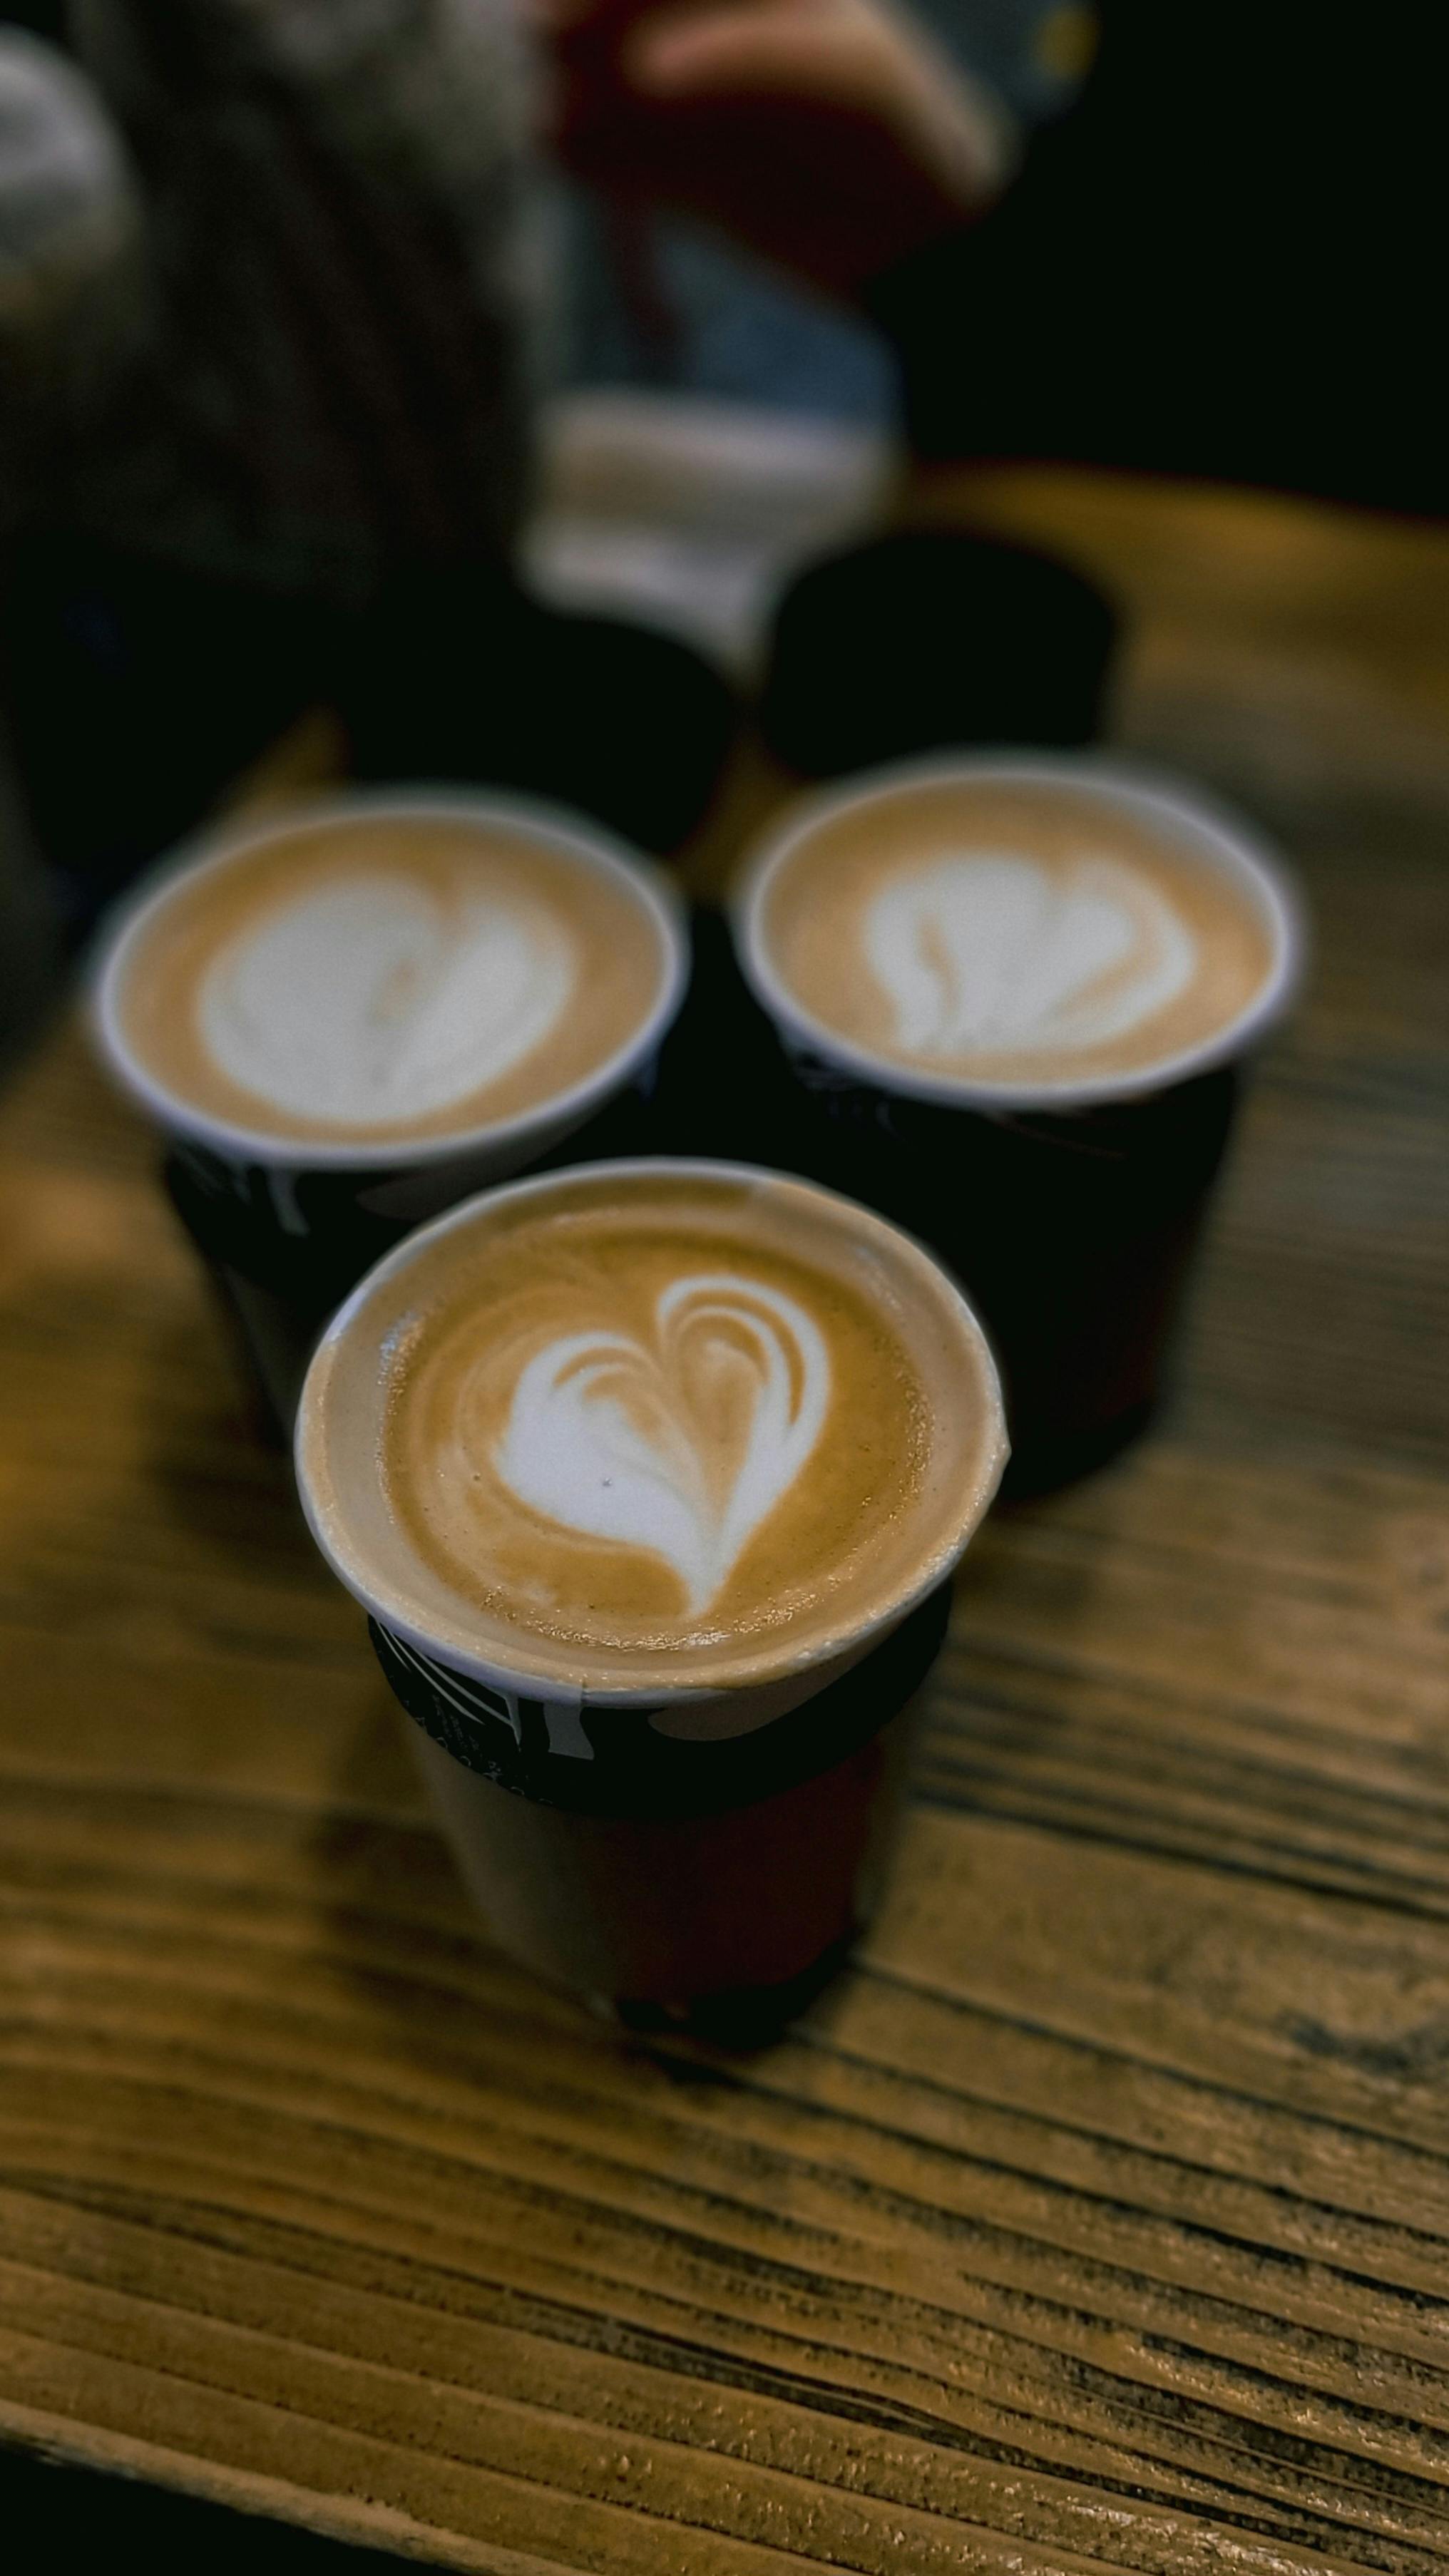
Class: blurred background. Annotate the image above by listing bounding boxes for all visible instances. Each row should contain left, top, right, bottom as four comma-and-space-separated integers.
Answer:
2, 0, 1444, 1059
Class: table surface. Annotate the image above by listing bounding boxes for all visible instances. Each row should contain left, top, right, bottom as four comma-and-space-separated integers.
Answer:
3, 468, 1449, 2575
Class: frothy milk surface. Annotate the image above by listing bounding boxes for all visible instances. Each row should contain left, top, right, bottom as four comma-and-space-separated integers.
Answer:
112, 811, 670, 1147
300, 1167, 1006, 1693
754, 775, 1279, 1093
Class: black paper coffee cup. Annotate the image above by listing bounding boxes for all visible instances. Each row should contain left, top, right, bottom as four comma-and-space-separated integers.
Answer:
92, 791, 690, 1437
293, 1156, 1007, 2031
732, 756, 1305, 1493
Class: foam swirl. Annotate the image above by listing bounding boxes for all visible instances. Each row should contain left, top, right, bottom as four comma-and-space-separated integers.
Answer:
863, 849, 1197, 1058
198, 876, 575, 1126
491, 1273, 831, 1616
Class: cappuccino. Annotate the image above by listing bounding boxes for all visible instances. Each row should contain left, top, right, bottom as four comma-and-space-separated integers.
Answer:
295, 1160, 1005, 2019
101, 799, 678, 1155
92, 794, 688, 1437
732, 759, 1304, 1491
301, 1161, 1004, 1696
741, 761, 1290, 1103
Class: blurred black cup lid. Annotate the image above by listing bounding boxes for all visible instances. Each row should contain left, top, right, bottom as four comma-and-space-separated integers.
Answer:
343, 581, 739, 858
759, 528, 1117, 779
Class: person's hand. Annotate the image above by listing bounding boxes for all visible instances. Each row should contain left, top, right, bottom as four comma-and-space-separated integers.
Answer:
536, 0, 1014, 297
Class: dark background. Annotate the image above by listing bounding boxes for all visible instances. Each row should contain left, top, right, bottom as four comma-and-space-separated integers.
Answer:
6, 0, 1443, 514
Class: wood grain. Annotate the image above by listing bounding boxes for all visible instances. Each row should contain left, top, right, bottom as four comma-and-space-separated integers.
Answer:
3, 468, 1449, 2571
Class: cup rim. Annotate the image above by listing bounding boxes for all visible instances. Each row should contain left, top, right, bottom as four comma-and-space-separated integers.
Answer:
91, 786, 690, 1171
293, 1154, 1009, 1706
732, 750, 1307, 1112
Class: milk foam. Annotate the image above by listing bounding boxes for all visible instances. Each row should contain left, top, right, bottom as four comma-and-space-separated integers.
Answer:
864, 849, 1197, 1059
302, 1165, 1008, 1691
491, 1273, 831, 1616
198, 875, 575, 1127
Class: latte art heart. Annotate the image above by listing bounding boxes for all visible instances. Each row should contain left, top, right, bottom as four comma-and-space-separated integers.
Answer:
492, 1273, 831, 1616
198, 876, 575, 1125
863, 849, 1197, 1058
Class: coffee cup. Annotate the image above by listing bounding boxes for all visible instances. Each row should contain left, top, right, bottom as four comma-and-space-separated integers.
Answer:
93, 791, 689, 1435
733, 755, 1305, 1492
294, 1159, 1007, 2033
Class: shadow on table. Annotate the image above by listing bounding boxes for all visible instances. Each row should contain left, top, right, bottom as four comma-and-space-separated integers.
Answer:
0, 2446, 448, 2574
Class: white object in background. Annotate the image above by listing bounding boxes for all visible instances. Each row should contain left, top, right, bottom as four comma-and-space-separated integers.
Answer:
523, 390, 896, 676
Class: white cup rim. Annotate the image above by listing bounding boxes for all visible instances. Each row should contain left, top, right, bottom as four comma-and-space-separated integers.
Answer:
733, 750, 1307, 1112
91, 786, 690, 1171
294, 1154, 1008, 1707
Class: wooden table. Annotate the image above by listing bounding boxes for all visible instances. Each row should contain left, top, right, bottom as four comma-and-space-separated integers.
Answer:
3, 469, 1449, 2574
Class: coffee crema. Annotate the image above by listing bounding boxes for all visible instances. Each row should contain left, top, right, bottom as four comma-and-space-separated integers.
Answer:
106, 806, 675, 1149
745, 770, 1284, 1096
298, 1165, 1006, 1693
